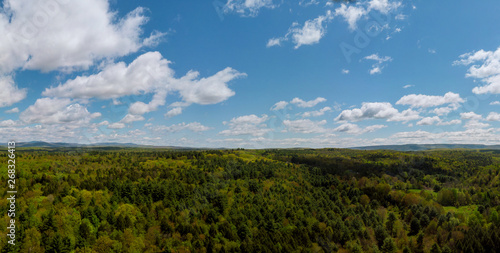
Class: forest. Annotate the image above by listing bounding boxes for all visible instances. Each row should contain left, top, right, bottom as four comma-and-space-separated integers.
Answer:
1, 147, 500, 252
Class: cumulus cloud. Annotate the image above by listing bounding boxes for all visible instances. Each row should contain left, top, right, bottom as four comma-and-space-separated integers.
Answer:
43, 51, 246, 118
334, 0, 400, 31
431, 106, 457, 116
396, 92, 465, 108
454, 47, 500, 94
108, 123, 125, 129
43, 52, 172, 99
267, 11, 333, 49
5, 107, 19, 114
0, 119, 19, 127
302, 106, 332, 117
460, 112, 482, 120
486, 112, 500, 121
364, 54, 392, 74
334, 123, 386, 135
389, 128, 500, 144
367, 0, 401, 14
464, 120, 490, 129
0, 0, 161, 74
335, 3, 367, 30
283, 119, 327, 134
335, 102, 420, 122
128, 90, 167, 115
120, 114, 145, 124
219, 114, 271, 136
165, 107, 183, 118
151, 122, 211, 133
20, 98, 100, 125
0, 76, 27, 107
416, 116, 461, 126
270, 101, 288, 111
291, 97, 327, 108
266, 38, 282, 47
224, 0, 276, 17
176, 67, 246, 105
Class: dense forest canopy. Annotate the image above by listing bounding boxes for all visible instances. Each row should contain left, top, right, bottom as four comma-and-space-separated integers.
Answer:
1, 148, 500, 252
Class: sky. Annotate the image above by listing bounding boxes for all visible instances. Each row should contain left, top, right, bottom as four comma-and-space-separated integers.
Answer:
1, 0, 500, 148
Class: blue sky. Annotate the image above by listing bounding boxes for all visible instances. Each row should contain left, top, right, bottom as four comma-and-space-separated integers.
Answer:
1, 0, 500, 148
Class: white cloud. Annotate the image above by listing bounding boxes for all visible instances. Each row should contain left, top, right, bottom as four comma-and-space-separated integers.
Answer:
291, 97, 327, 108
342, 69, 350, 74
43, 51, 246, 117
224, 0, 275, 17
431, 106, 458, 116
43, 52, 172, 99
464, 120, 490, 129
416, 116, 440, 126
389, 109, 421, 122
302, 106, 332, 117
403, 84, 413, 89
334, 0, 400, 31
334, 123, 386, 135
151, 122, 211, 133
395, 14, 406, 20
269, 11, 333, 49
291, 11, 333, 49
367, 0, 401, 14
454, 47, 500, 94
143, 30, 168, 47
486, 112, 500, 121
490, 101, 500, 105
365, 54, 392, 62
389, 128, 500, 144
299, 0, 319, 6
108, 123, 125, 129
219, 114, 271, 136
364, 54, 392, 74
335, 4, 367, 30
128, 90, 167, 115
0, 76, 27, 107
396, 92, 465, 108
20, 98, 98, 125
175, 67, 247, 105
439, 119, 462, 126
5, 107, 19, 113
0, 0, 159, 74
266, 38, 282, 48
335, 102, 420, 122
370, 67, 381, 75
165, 107, 183, 117
0, 119, 19, 127
283, 119, 327, 134
460, 112, 482, 120
416, 116, 461, 126
270, 101, 288, 111
120, 114, 145, 124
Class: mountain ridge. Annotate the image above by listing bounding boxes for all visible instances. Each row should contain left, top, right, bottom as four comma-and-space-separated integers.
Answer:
2, 142, 500, 151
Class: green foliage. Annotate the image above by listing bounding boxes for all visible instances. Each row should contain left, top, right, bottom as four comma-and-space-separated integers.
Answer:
0, 148, 499, 252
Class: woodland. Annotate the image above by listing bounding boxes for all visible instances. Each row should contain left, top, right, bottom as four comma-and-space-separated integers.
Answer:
1, 147, 500, 252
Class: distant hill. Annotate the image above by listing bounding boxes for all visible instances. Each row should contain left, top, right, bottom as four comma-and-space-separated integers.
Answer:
1, 141, 204, 150
3, 142, 500, 151
350, 144, 500, 151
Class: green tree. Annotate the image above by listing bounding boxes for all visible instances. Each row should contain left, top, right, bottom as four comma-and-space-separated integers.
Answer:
381, 237, 397, 253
